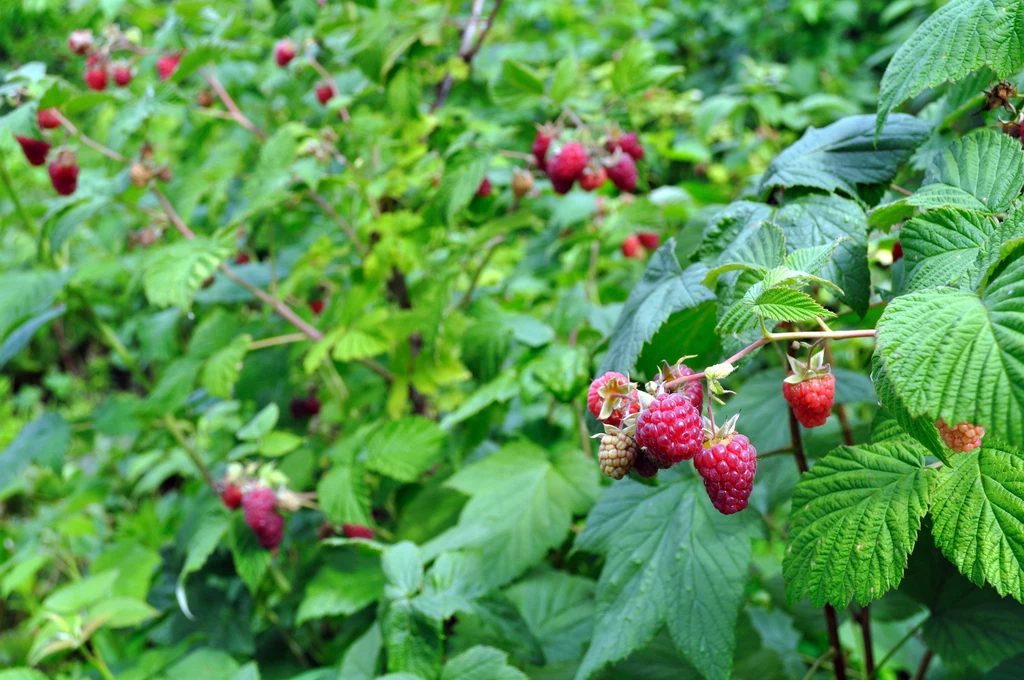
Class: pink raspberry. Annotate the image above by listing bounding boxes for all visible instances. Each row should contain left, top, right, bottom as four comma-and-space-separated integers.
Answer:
242, 487, 284, 550
587, 372, 639, 427
532, 128, 555, 172
783, 373, 835, 428
635, 393, 703, 465
936, 419, 985, 453
547, 142, 589, 184
694, 434, 757, 515
342, 523, 375, 539
606, 131, 645, 161
607, 154, 637, 192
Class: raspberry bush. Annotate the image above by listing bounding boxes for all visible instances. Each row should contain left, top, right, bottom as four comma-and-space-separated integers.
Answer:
3, 1, 1024, 679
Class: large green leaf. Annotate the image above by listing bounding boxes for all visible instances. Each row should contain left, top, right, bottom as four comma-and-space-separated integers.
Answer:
699, 201, 776, 264
423, 442, 599, 588
599, 241, 714, 374
0, 270, 66, 339
783, 440, 935, 608
505, 572, 595, 665
775, 194, 869, 315
900, 209, 997, 290
382, 543, 443, 678
144, 238, 231, 311
363, 417, 447, 483
876, 0, 1024, 134
441, 646, 529, 680
930, 440, 1024, 601
759, 114, 930, 196
874, 249, 1024, 444
0, 412, 70, 491
296, 564, 385, 624
922, 129, 1024, 213
573, 468, 757, 680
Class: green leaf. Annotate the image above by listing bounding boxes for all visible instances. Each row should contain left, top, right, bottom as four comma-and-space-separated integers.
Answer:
181, 513, 230, 579
0, 270, 66, 339
574, 468, 756, 680
871, 355, 950, 464
877, 0, 1024, 135
237, 404, 280, 441
906, 183, 990, 212
0, 670, 49, 680
0, 304, 65, 370
783, 440, 935, 608
424, 442, 599, 588
88, 597, 159, 628
363, 417, 446, 483
930, 440, 1024, 600
505, 572, 595, 664
490, 60, 544, 108
166, 649, 240, 680
775, 194, 870, 315
923, 129, 1024, 212
900, 209, 998, 290
143, 358, 201, 415
384, 542, 425, 599
599, 242, 714, 374
258, 431, 303, 457
43, 570, 119, 613
201, 334, 250, 399
296, 565, 385, 624
0, 412, 70, 491
438, 154, 490, 224
874, 253, 1024, 444
230, 515, 272, 593
339, 623, 382, 680
759, 114, 930, 196
699, 201, 776, 264
751, 287, 834, 323
441, 646, 528, 680
144, 238, 231, 311
383, 599, 443, 678
317, 462, 372, 525
549, 54, 577, 104
611, 40, 683, 96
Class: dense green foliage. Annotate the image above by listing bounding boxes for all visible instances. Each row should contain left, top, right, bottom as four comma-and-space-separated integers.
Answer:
4, 1, 1024, 679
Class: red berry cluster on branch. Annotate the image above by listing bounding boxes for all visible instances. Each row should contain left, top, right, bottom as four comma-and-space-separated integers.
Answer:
219, 464, 311, 551
527, 122, 645, 195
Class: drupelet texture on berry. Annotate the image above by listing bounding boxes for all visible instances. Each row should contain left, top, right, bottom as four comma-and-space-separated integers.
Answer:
659, 362, 704, 413
606, 131, 645, 161
579, 166, 606, 191
547, 142, 589, 184
243, 487, 285, 550
694, 433, 757, 515
532, 129, 554, 172
936, 419, 985, 453
635, 393, 703, 465
607, 154, 638, 192
598, 428, 639, 480
783, 373, 835, 428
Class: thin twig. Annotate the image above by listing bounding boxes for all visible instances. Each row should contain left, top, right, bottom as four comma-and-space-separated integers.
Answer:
163, 415, 218, 492
801, 649, 834, 680
55, 111, 126, 162
456, 235, 505, 309
859, 605, 875, 678
431, 0, 503, 111
304, 189, 367, 256
912, 649, 933, 680
889, 183, 912, 197
249, 333, 308, 351
203, 71, 267, 140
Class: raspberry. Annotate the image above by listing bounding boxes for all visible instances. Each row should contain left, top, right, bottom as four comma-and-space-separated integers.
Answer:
892, 241, 903, 262
112, 63, 132, 87
937, 419, 985, 453
632, 451, 659, 478
659, 362, 704, 412
130, 162, 153, 187
638, 232, 660, 250
156, 54, 181, 81
607, 155, 638, 192
598, 428, 639, 480
587, 372, 639, 427
316, 83, 333, 105
290, 395, 322, 419
275, 39, 297, 67
84, 68, 108, 91
694, 433, 757, 515
235, 252, 251, 264
512, 170, 533, 198
68, 30, 94, 55
48, 150, 79, 196
37, 108, 61, 130
621, 234, 642, 259
308, 299, 325, 315
16, 136, 51, 166
606, 131, 645, 161
532, 128, 555, 172
783, 373, 836, 428
476, 177, 492, 197
197, 89, 215, 108
579, 166, 606, 192
221, 484, 243, 510
547, 142, 589, 184
551, 175, 575, 195
635, 393, 703, 465
242, 486, 284, 550
342, 523, 375, 540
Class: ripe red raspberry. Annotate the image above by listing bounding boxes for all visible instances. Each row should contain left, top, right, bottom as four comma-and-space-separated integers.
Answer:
342, 523, 375, 540
694, 433, 757, 515
48, 150, 79, 196
598, 428, 639, 480
658, 362, 704, 412
892, 241, 903, 262
936, 419, 985, 453
783, 373, 835, 428
308, 299, 325, 315
551, 175, 575, 194
156, 54, 181, 81
606, 131, 645, 161
112, 63, 132, 87
635, 393, 703, 465
547, 142, 589, 184
579, 166, 606, 192
621, 234, 642, 259
37, 108, 61, 130
242, 486, 284, 550
235, 252, 251, 264
290, 395, 322, 419
221, 484, 243, 509
16, 136, 51, 166
607, 154, 638, 192
587, 372, 639, 427
68, 30, 94, 55
638, 232, 660, 250
315, 83, 333, 105
476, 177, 492, 197
275, 38, 297, 67
632, 451, 659, 478
532, 128, 555, 172
84, 68, 108, 91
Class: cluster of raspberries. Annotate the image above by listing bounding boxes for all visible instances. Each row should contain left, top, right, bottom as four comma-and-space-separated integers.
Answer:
587, 362, 756, 515
532, 125, 644, 194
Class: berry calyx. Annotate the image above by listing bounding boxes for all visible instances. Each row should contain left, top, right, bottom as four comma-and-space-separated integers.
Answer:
936, 419, 985, 453
579, 165, 607, 192
635, 392, 703, 465
275, 38, 297, 67
512, 170, 534, 198
476, 177, 492, 197
112, 62, 133, 87
16, 136, 51, 167
547, 142, 589, 185
156, 54, 182, 81
342, 524, 375, 540
607, 154, 638, 192
242, 486, 284, 550
606, 130, 645, 161
621, 234, 642, 259
37, 108, 61, 130
782, 351, 835, 428
84, 68, 108, 91
654, 360, 704, 412
695, 429, 757, 515
638, 232, 660, 250
597, 426, 639, 480
48, 149, 80, 196
315, 82, 333, 105
221, 484, 243, 509
587, 372, 639, 427
68, 30, 94, 55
